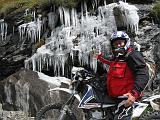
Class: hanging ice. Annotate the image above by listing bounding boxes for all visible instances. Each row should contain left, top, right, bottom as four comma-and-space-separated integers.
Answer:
71, 8, 78, 27
25, 1, 140, 76
48, 12, 58, 30
18, 14, 43, 42
114, 1, 139, 34
25, 2, 117, 75
59, 7, 70, 27
25, 27, 72, 76
0, 19, 8, 42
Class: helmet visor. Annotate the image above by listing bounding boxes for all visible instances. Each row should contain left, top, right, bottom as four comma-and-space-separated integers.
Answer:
112, 39, 126, 49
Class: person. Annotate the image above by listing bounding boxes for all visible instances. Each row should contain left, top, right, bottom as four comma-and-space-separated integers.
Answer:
96, 31, 149, 120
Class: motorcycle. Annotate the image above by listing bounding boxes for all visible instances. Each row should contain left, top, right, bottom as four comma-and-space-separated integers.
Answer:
35, 67, 160, 120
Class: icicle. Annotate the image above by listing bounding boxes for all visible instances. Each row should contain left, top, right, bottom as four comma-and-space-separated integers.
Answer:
13, 26, 15, 35
18, 23, 27, 41
37, 14, 42, 41
118, 1, 139, 34
32, 54, 37, 71
81, 2, 84, 26
104, 0, 107, 7
0, 19, 8, 42
26, 22, 37, 42
90, 57, 97, 73
59, 7, 64, 25
71, 8, 78, 27
42, 17, 47, 32
19, 15, 43, 43
84, 2, 88, 20
48, 12, 58, 30
62, 7, 71, 27
96, 0, 99, 8
32, 11, 36, 21
58, 7, 73, 27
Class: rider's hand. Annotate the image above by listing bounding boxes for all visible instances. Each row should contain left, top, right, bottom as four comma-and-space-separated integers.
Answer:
123, 93, 135, 107
94, 52, 103, 59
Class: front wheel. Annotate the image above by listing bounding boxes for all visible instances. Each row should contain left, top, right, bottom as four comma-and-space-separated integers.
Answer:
139, 111, 160, 120
35, 103, 77, 120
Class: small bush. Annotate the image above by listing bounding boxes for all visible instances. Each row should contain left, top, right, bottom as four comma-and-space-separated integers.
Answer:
23, 13, 33, 23
150, 1, 160, 24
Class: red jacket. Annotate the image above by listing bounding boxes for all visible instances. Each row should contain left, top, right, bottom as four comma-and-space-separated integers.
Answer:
97, 50, 149, 99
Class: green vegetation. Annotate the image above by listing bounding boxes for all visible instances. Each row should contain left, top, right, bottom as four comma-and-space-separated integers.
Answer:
0, 0, 80, 17
23, 13, 33, 22
150, 0, 160, 23
53, 0, 80, 8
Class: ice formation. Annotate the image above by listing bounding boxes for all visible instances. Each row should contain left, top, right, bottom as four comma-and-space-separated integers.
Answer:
18, 14, 42, 42
24, 1, 140, 76
0, 19, 8, 42
38, 72, 71, 86
118, 1, 139, 34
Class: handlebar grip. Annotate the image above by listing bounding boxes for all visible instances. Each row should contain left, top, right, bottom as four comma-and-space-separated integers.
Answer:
118, 96, 128, 100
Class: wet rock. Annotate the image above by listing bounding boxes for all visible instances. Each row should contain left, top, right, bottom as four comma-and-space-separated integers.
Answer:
0, 69, 83, 119
0, 69, 54, 117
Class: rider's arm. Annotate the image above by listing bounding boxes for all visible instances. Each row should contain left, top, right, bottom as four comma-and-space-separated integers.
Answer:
96, 53, 111, 65
126, 50, 149, 99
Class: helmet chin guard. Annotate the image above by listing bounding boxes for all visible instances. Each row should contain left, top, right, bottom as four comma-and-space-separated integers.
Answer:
113, 47, 125, 57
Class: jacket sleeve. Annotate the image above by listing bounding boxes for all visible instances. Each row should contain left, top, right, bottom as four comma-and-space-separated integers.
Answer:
126, 51, 149, 94
97, 53, 111, 65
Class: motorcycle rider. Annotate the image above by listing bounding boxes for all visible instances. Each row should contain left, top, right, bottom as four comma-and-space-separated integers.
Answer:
96, 31, 149, 119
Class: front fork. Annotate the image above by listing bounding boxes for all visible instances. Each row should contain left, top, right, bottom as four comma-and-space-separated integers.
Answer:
58, 92, 76, 120
58, 105, 71, 120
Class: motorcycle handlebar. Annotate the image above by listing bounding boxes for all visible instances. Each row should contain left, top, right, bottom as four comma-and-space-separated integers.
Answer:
117, 96, 128, 100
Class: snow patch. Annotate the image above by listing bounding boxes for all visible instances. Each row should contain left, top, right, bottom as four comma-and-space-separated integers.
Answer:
38, 72, 71, 86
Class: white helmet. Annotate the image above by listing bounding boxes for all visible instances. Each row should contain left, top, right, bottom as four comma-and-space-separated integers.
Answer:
110, 31, 130, 50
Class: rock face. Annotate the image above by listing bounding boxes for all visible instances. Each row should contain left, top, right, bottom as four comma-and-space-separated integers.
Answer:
0, 107, 34, 120
0, 33, 32, 80
0, 69, 83, 119
0, 69, 56, 117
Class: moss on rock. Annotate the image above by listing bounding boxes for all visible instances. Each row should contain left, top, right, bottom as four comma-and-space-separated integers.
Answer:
150, 1, 160, 24
52, 0, 80, 8
0, 0, 81, 18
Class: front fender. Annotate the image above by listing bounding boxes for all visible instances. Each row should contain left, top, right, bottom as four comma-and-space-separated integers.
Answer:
49, 88, 81, 102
